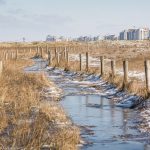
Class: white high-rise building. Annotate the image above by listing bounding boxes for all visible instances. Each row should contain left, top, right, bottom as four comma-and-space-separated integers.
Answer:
135, 28, 149, 40
119, 28, 150, 40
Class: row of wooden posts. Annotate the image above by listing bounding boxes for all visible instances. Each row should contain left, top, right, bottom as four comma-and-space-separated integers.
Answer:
47, 50, 150, 92
47, 50, 130, 85
0, 46, 150, 92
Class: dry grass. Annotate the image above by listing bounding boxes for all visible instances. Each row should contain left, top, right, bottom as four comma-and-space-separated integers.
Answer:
1, 41, 150, 116
0, 59, 80, 149
103, 73, 123, 89
103, 72, 149, 98
50, 49, 149, 98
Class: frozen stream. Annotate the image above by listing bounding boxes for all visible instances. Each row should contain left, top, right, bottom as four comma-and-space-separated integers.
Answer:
25, 59, 150, 150
61, 96, 149, 150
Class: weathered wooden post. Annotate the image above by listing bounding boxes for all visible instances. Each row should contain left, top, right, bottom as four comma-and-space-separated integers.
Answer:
100, 56, 104, 76
145, 60, 150, 92
5, 52, 8, 60
66, 51, 69, 67
123, 59, 128, 85
37, 46, 39, 55
14, 51, 17, 60
111, 59, 116, 79
64, 47, 67, 60
79, 54, 82, 71
46, 45, 48, 54
16, 49, 18, 59
40, 47, 43, 58
54, 47, 57, 58
48, 50, 52, 66
60, 47, 64, 59
0, 61, 2, 76
56, 52, 60, 66
86, 52, 89, 72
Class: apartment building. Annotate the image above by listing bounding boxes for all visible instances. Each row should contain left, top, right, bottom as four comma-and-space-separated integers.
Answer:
136, 28, 150, 40
119, 30, 128, 40
119, 28, 150, 40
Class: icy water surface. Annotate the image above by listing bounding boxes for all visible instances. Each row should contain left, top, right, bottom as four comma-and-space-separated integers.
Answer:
61, 95, 150, 150
25, 59, 150, 150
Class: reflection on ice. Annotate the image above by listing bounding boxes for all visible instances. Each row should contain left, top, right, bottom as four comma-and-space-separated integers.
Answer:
61, 95, 148, 150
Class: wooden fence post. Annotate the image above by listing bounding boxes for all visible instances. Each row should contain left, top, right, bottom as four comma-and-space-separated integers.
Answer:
54, 48, 57, 58
111, 60, 116, 79
145, 60, 150, 92
40, 47, 43, 58
123, 59, 128, 85
5, 52, 8, 60
57, 53, 60, 66
37, 46, 39, 55
16, 49, 18, 59
79, 54, 82, 71
100, 56, 104, 76
46, 45, 48, 54
66, 51, 69, 67
64, 47, 67, 60
86, 52, 89, 72
48, 50, 52, 66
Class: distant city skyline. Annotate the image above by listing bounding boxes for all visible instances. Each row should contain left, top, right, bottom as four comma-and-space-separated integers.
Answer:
46, 26, 150, 42
0, 0, 150, 41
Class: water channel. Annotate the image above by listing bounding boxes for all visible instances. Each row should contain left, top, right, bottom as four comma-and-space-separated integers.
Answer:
26, 59, 150, 150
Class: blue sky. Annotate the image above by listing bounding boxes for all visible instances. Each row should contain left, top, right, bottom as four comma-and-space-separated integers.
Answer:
0, 0, 150, 41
